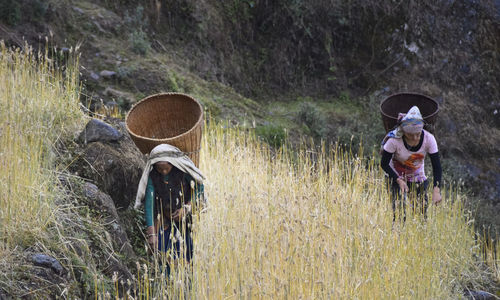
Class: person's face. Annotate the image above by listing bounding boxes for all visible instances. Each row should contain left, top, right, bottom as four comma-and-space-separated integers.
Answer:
403, 131, 421, 144
155, 161, 173, 175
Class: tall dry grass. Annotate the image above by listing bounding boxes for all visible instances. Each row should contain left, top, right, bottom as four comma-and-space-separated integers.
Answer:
130, 124, 498, 299
0, 41, 496, 298
0, 42, 84, 295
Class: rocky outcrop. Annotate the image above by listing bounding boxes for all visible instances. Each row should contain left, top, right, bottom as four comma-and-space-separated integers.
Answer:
56, 172, 137, 298
72, 118, 145, 209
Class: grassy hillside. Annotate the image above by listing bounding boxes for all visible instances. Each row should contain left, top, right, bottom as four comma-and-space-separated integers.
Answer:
1, 1, 498, 232
0, 44, 137, 298
0, 42, 82, 243
2, 45, 498, 298
1, 4, 499, 296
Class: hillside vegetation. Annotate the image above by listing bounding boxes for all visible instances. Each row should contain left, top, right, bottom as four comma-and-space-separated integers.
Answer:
1, 0, 498, 234
0, 45, 499, 298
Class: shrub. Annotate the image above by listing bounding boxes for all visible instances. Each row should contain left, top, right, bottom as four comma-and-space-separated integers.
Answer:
296, 101, 326, 139
125, 5, 151, 55
129, 30, 151, 55
0, 0, 21, 25
165, 70, 180, 92
256, 124, 286, 148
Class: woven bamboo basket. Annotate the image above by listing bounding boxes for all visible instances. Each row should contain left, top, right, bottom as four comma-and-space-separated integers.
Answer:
125, 93, 204, 167
380, 92, 439, 133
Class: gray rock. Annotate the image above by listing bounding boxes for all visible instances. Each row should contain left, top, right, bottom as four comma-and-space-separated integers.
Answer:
83, 182, 119, 219
0, 288, 8, 300
32, 253, 64, 275
72, 6, 84, 14
90, 71, 99, 80
100, 70, 117, 78
104, 101, 119, 109
79, 118, 123, 144
464, 290, 497, 300
71, 123, 145, 209
103, 87, 136, 107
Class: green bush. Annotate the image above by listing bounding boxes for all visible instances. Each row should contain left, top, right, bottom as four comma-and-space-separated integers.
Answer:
0, 0, 21, 25
30, 0, 48, 20
256, 124, 286, 148
129, 30, 151, 55
125, 5, 151, 55
0, 0, 47, 26
296, 101, 326, 139
165, 70, 180, 92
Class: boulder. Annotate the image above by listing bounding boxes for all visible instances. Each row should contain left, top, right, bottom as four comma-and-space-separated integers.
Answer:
32, 253, 64, 275
103, 87, 136, 108
90, 71, 100, 81
0, 289, 7, 300
100, 70, 117, 78
79, 118, 123, 144
464, 290, 497, 300
72, 118, 144, 209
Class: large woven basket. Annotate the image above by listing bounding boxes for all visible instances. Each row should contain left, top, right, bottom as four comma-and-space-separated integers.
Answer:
125, 93, 204, 167
380, 92, 439, 133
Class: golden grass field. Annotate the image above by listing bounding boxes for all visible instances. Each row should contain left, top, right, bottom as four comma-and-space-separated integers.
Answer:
0, 44, 498, 299
0, 42, 82, 247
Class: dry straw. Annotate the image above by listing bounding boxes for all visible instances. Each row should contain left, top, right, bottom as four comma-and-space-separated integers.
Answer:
133, 122, 499, 299
0, 42, 497, 299
0, 42, 82, 246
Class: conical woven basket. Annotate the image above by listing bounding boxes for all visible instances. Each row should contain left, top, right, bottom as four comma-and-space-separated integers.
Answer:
125, 93, 204, 167
380, 92, 439, 133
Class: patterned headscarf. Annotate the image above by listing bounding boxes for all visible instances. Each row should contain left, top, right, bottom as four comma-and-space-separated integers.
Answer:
381, 106, 424, 149
400, 106, 424, 134
134, 144, 205, 209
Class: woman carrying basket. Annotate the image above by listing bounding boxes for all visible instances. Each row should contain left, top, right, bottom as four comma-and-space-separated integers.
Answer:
380, 106, 442, 221
134, 144, 205, 272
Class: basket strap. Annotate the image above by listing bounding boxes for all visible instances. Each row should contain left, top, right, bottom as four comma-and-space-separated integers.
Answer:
183, 148, 201, 155
149, 148, 201, 159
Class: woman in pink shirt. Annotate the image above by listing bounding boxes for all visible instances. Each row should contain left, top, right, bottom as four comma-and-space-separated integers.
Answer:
380, 106, 442, 221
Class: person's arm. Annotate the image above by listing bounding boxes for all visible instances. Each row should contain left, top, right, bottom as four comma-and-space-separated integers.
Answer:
381, 150, 408, 193
144, 177, 157, 248
429, 152, 442, 188
429, 152, 442, 204
381, 150, 399, 183
426, 132, 442, 204
145, 177, 154, 227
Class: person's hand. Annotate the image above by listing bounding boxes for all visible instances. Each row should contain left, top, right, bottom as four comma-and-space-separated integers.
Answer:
146, 226, 157, 252
147, 235, 158, 252
396, 178, 408, 193
432, 186, 442, 205
171, 207, 185, 222
172, 204, 192, 222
